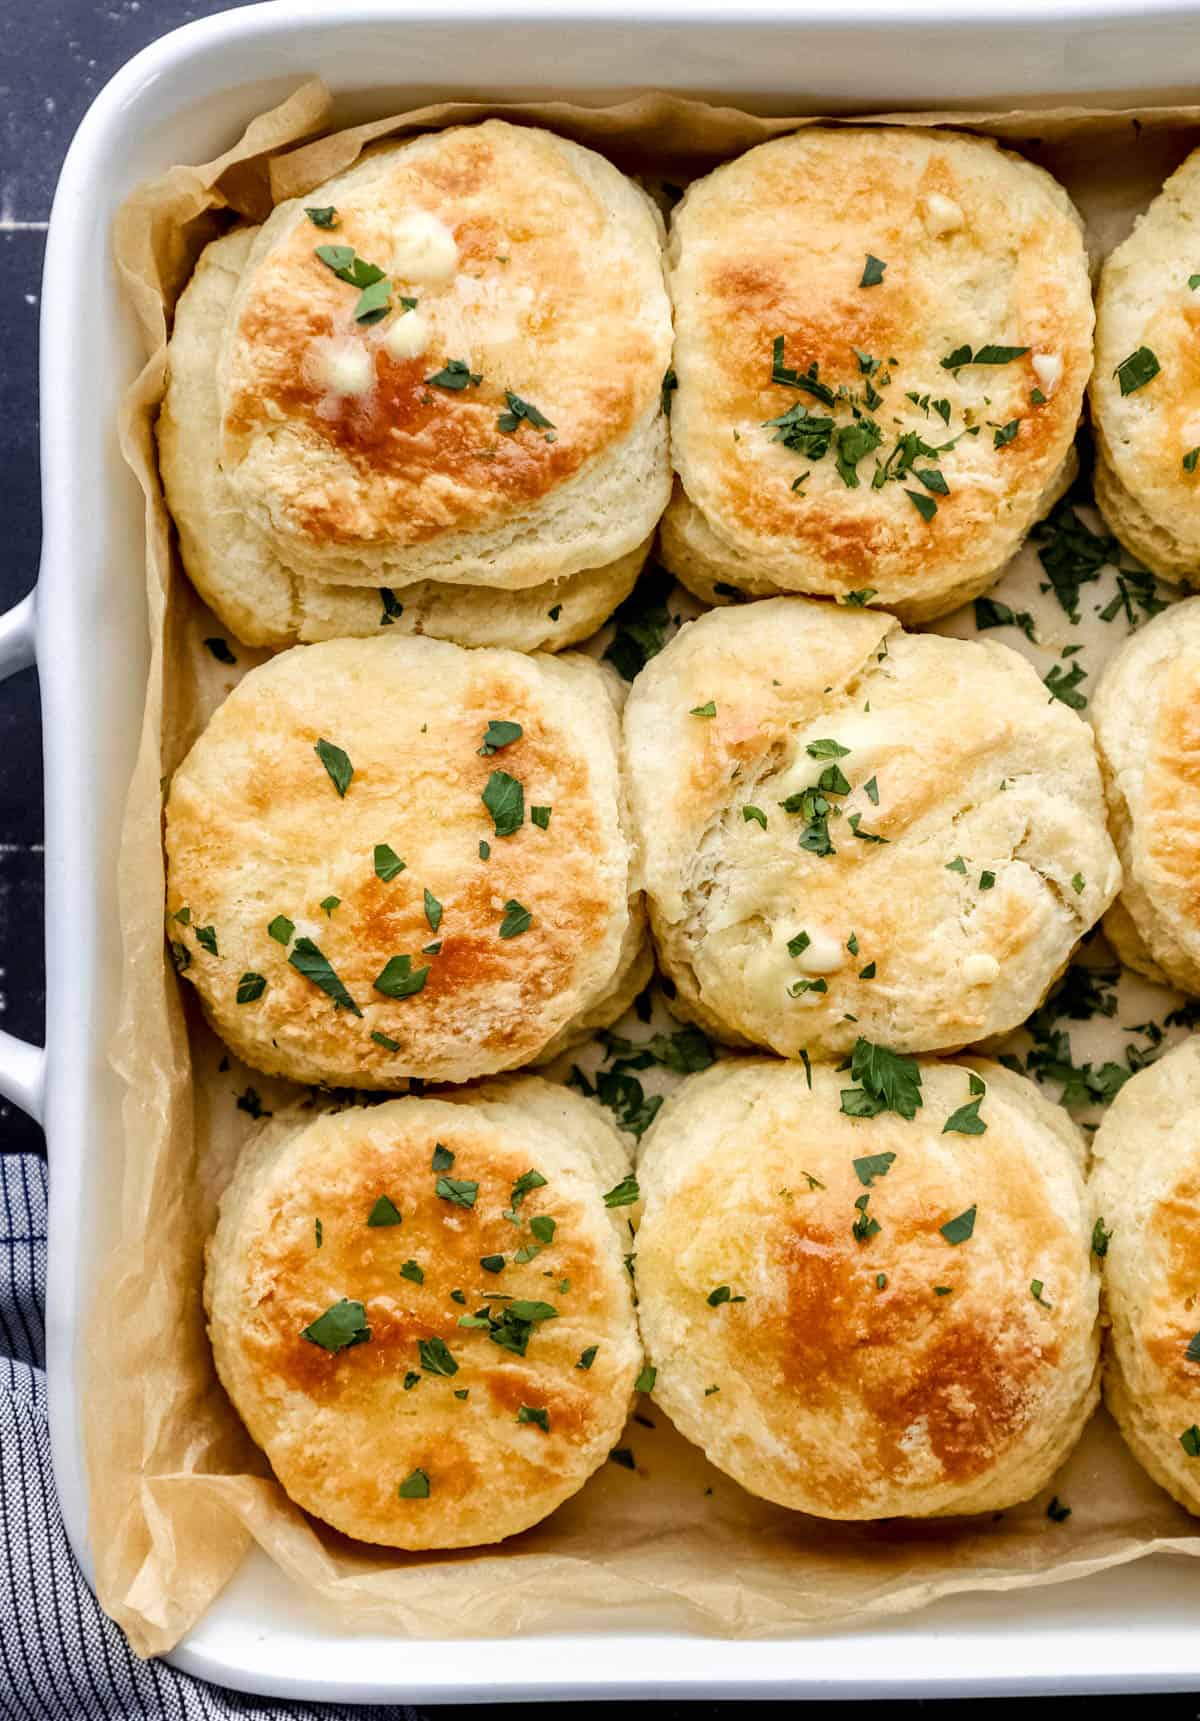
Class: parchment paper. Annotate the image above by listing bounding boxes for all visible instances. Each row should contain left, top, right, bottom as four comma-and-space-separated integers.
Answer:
100, 81, 1200, 1660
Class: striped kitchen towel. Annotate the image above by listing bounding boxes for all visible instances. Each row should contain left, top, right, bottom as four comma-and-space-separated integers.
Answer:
0, 1150, 415, 1721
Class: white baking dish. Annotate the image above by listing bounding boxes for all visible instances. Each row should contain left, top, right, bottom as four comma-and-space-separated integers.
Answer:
10, 0, 1200, 1701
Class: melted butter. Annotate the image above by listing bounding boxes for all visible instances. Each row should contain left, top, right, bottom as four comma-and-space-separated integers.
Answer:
309, 337, 375, 396
389, 211, 458, 284
379, 308, 430, 361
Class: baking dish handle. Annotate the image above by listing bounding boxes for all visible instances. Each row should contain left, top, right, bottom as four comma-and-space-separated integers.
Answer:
0, 590, 45, 1123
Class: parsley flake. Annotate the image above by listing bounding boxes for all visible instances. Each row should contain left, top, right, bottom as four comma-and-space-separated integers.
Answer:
940, 1205, 977, 1245
301, 1298, 370, 1353
314, 738, 353, 798
1115, 346, 1160, 395
478, 720, 523, 756
290, 938, 362, 1015
482, 770, 524, 836
236, 971, 265, 1004
373, 954, 429, 999
498, 899, 532, 939
860, 254, 887, 287
367, 1194, 402, 1228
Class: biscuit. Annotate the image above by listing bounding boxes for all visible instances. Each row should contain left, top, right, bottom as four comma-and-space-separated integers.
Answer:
214, 121, 672, 595
662, 127, 1091, 622
1092, 148, 1200, 581
1092, 597, 1200, 994
635, 1055, 1098, 1519
160, 229, 649, 649
1090, 1039, 1200, 1516
622, 598, 1120, 1059
205, 1079, 642, 1548
165, 634, 648, 1086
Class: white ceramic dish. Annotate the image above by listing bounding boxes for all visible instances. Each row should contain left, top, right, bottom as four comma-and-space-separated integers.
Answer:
10, 0, 1200, 1700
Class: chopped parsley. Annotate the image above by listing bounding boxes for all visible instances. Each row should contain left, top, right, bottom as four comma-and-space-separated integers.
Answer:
236, 971, 265, 1003
373, 954, 429, 998
379, 588, 403, 627
367, 1194, 402, 1228
498, 899, 532, 939
305, 207, 338, 228
497, 391, 555, 433
289, 937, 362, 1015
661, 367, 678, 415
941, 343, 1029, 371
690, 701, 717, 717
1092, 1217, 1112, 1258
426, 358, 481, 390
482, 770, 524, 836
423, 889, 442, 933
603, 1175, 640, 1209
530, 805, 552, 829
906, 489, 937, 522
943, 1096, 986, 1136
706, 1285, 745, 1307
419, 1337, 458, 1377
400, 1260, 424, 1284
852, 1193, 880, 1243
860, 254, 887, 287
478, 720, 523, 756
267, 914, 294, 945
853, 1152, 895, 1187
839, 1037, 923, 1120
320, 895, 340, 916
432, 1146, 455, 1171
301, 1298, 370, 1353
374, 843, 406, 881
1114, 346, 1160, 395
993, 418, 1020, 449
1031, 1280, 1052, 1308
940, 1205, 977, 1245
436, 1175, 479, 1209
973, 597, 1037, 642
516, 1404, 550, 1431
314, 737, 353, 797
635, 1365, 657, 1393
1181, 1426, 1200, 1458
371, 1030, 400, 1051
603, 564, 672, 681
398, 1468, 430, 1499
743, 805, 767, 828
576, 1345, 598, 1370
195, 924, 218, 957
1044, 661, 1087, 710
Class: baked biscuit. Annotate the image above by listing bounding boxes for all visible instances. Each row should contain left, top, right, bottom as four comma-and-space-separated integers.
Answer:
623, 598, 1119, 1059
165, 634, 648, 1086
210, 120, 671, 601
663, 127, 1091, 622
635, 1056, 1098, 1519
1090, 1039, 1200, 1517
205, 1079, 642, 1547
161, 228, 649, 649
1092, 149, 1200, 581
1092, 596, 1200, 993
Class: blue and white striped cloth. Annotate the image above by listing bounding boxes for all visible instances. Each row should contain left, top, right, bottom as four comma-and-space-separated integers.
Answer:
0, 1150, 417, 1720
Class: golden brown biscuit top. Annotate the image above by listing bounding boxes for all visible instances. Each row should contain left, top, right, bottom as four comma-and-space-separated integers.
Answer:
637, 1059, 1092, 1515
220, 121, 667, 559
669, 128, 1091, 604
1142, 646, 1200, 943
1092, 149, 1200, 538
623, 598, 1118, 1059
165, 636, 632, 1083
215, 1095, 638, 1542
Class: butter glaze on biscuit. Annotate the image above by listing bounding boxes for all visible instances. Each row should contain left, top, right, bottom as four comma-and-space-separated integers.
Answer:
635, 1057, 1098, 1518
218, 120, 673, 592
205, 1080, 641, 1548
663, 127, 1091, 621
623, 598, 1119, 1059
1093, 595, 1200, 993
1092, 148, 1200, 581
160, 231, 648, 650
166, 635, 648, 1086
1091, 1040, 1200, 1517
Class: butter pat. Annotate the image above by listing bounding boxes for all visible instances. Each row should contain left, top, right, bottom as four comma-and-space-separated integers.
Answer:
923, 193, 964, 237
391, 211, 458, 284
314, 339, 374, 396
962, 953, 1001, 986
793, 928, 846, 975
1032, 352, 1062, 397
380, 308, 430, 361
